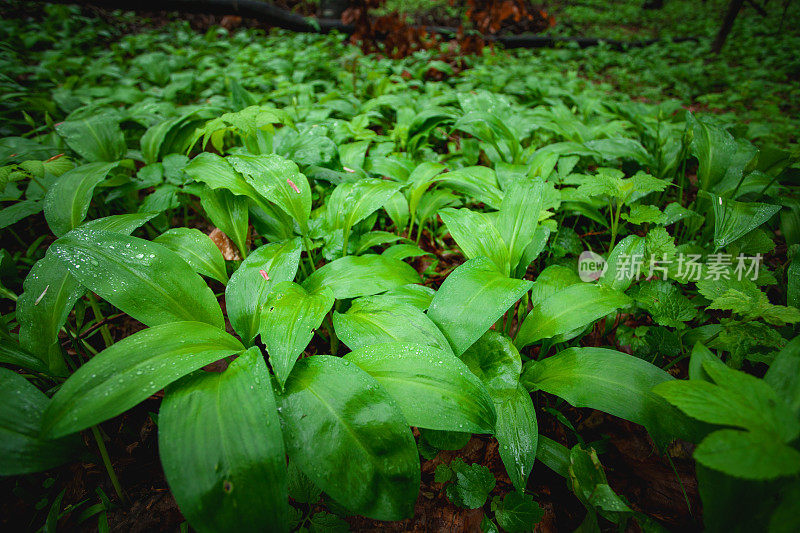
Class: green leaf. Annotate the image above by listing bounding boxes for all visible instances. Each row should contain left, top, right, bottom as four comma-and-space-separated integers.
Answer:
382, 243, 430, 261
621, 204, 665, 225
154, 228, 229, 283
44, 162, 120, 236
16, 214, 156, 374
288, 460, 321, 504
260, 281, 334, 388
344, 343, 496, 433
495, 385, 538, 492
569, 445, 631, 520
493, 491, 544, 533
198, 186, 250, 259
688, 114, 740, 192
0, 368, 80, 475
42, 322, 244, 438
523, 347, 698, 446
515, 284, 631, 348
497, 180, 544, 273
437, 166, 504, 209
599, 235, 645, 292
654, 361, 799, 442
536, 436, 570, 478
710, 194, 781, 251
302, 254, 420, 300
16, 253, 82, 375
693, 429, 800, 480
278, 356, 419, 520
227, 153, 311, 234
460, 331, 521, 400
184, 152, 261, 199
764, 336, 800, 417
0, 337, 50, 374
0, 199, 43, 229
159, 347, 288, 533
225, 239, 301, 344
327, 178, 401, 235
56, 115, 126, 162
50, 230, 224, 329
634, 280, 696, 329
444, 458, 496, 509
428, 257, 532, 356
308, 511, 350, 533
439, 208, 510, 275
334, 297, 452, 354
688, 342, 718, 382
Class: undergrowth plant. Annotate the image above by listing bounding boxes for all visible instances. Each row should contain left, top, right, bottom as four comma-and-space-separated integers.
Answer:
1, 2, 799, 531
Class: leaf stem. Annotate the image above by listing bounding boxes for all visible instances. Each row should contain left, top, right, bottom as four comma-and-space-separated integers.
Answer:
87, 293, 114, 349
91, 426, 127, 505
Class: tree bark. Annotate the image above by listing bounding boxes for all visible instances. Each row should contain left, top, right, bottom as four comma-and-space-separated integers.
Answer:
711, 0, 745, 53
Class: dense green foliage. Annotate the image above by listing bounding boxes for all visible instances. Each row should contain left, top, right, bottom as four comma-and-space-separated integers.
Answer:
1, 2, 799, 531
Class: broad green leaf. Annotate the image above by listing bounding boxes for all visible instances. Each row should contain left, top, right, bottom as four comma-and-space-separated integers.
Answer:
355, 231, 404, 255
278, 356, 419, 520
515, 284, 631, 348
634, 280, 696, 329
495, 385, 538, 492
302, 254, 419, 299
16, 214, 157, 375
383, 190, 410, 231
428, 257, 533, 356
50, 231, 224, 329
655, 360, 800, 442
514, 226, 550, 278
0, 368, 80, 475
345, 343, 496, 433
199, 187, 250, 258
406, 162, 446, 218
0, 199, 43, 229
493, 491, 544, 533
764, 336, 800, 417
16, 254, 82, 375
382, 243, 430, 261
334, 298, 452, 354
227, 154, 311, 234
260, 281, 334, 388
184, 152, 261, 199
460, 330, 521, 400
44, 162, 120, 236
436, 166, 504, 209
159, 347, 288, 532
439, 208, 510, 275
529, 265, 581, 306
155, 228, 229, 283
523, 347, 699, 446
327, 178, 401, 232
569, 445, 631, 521
0, 337, 50, 374
688, 114, 740, 192
599, 235, 645, 292
444, 458, 496, 509
226, 239, 301, 344
56, 114, 126, 162
710, 194, 780, 250
497, 180, 544, 273
368, 283, 435, 311
693, 429, 800, 480
536, 436, 570, 478
688, 341, 718, 382
42, 322, 244, 438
